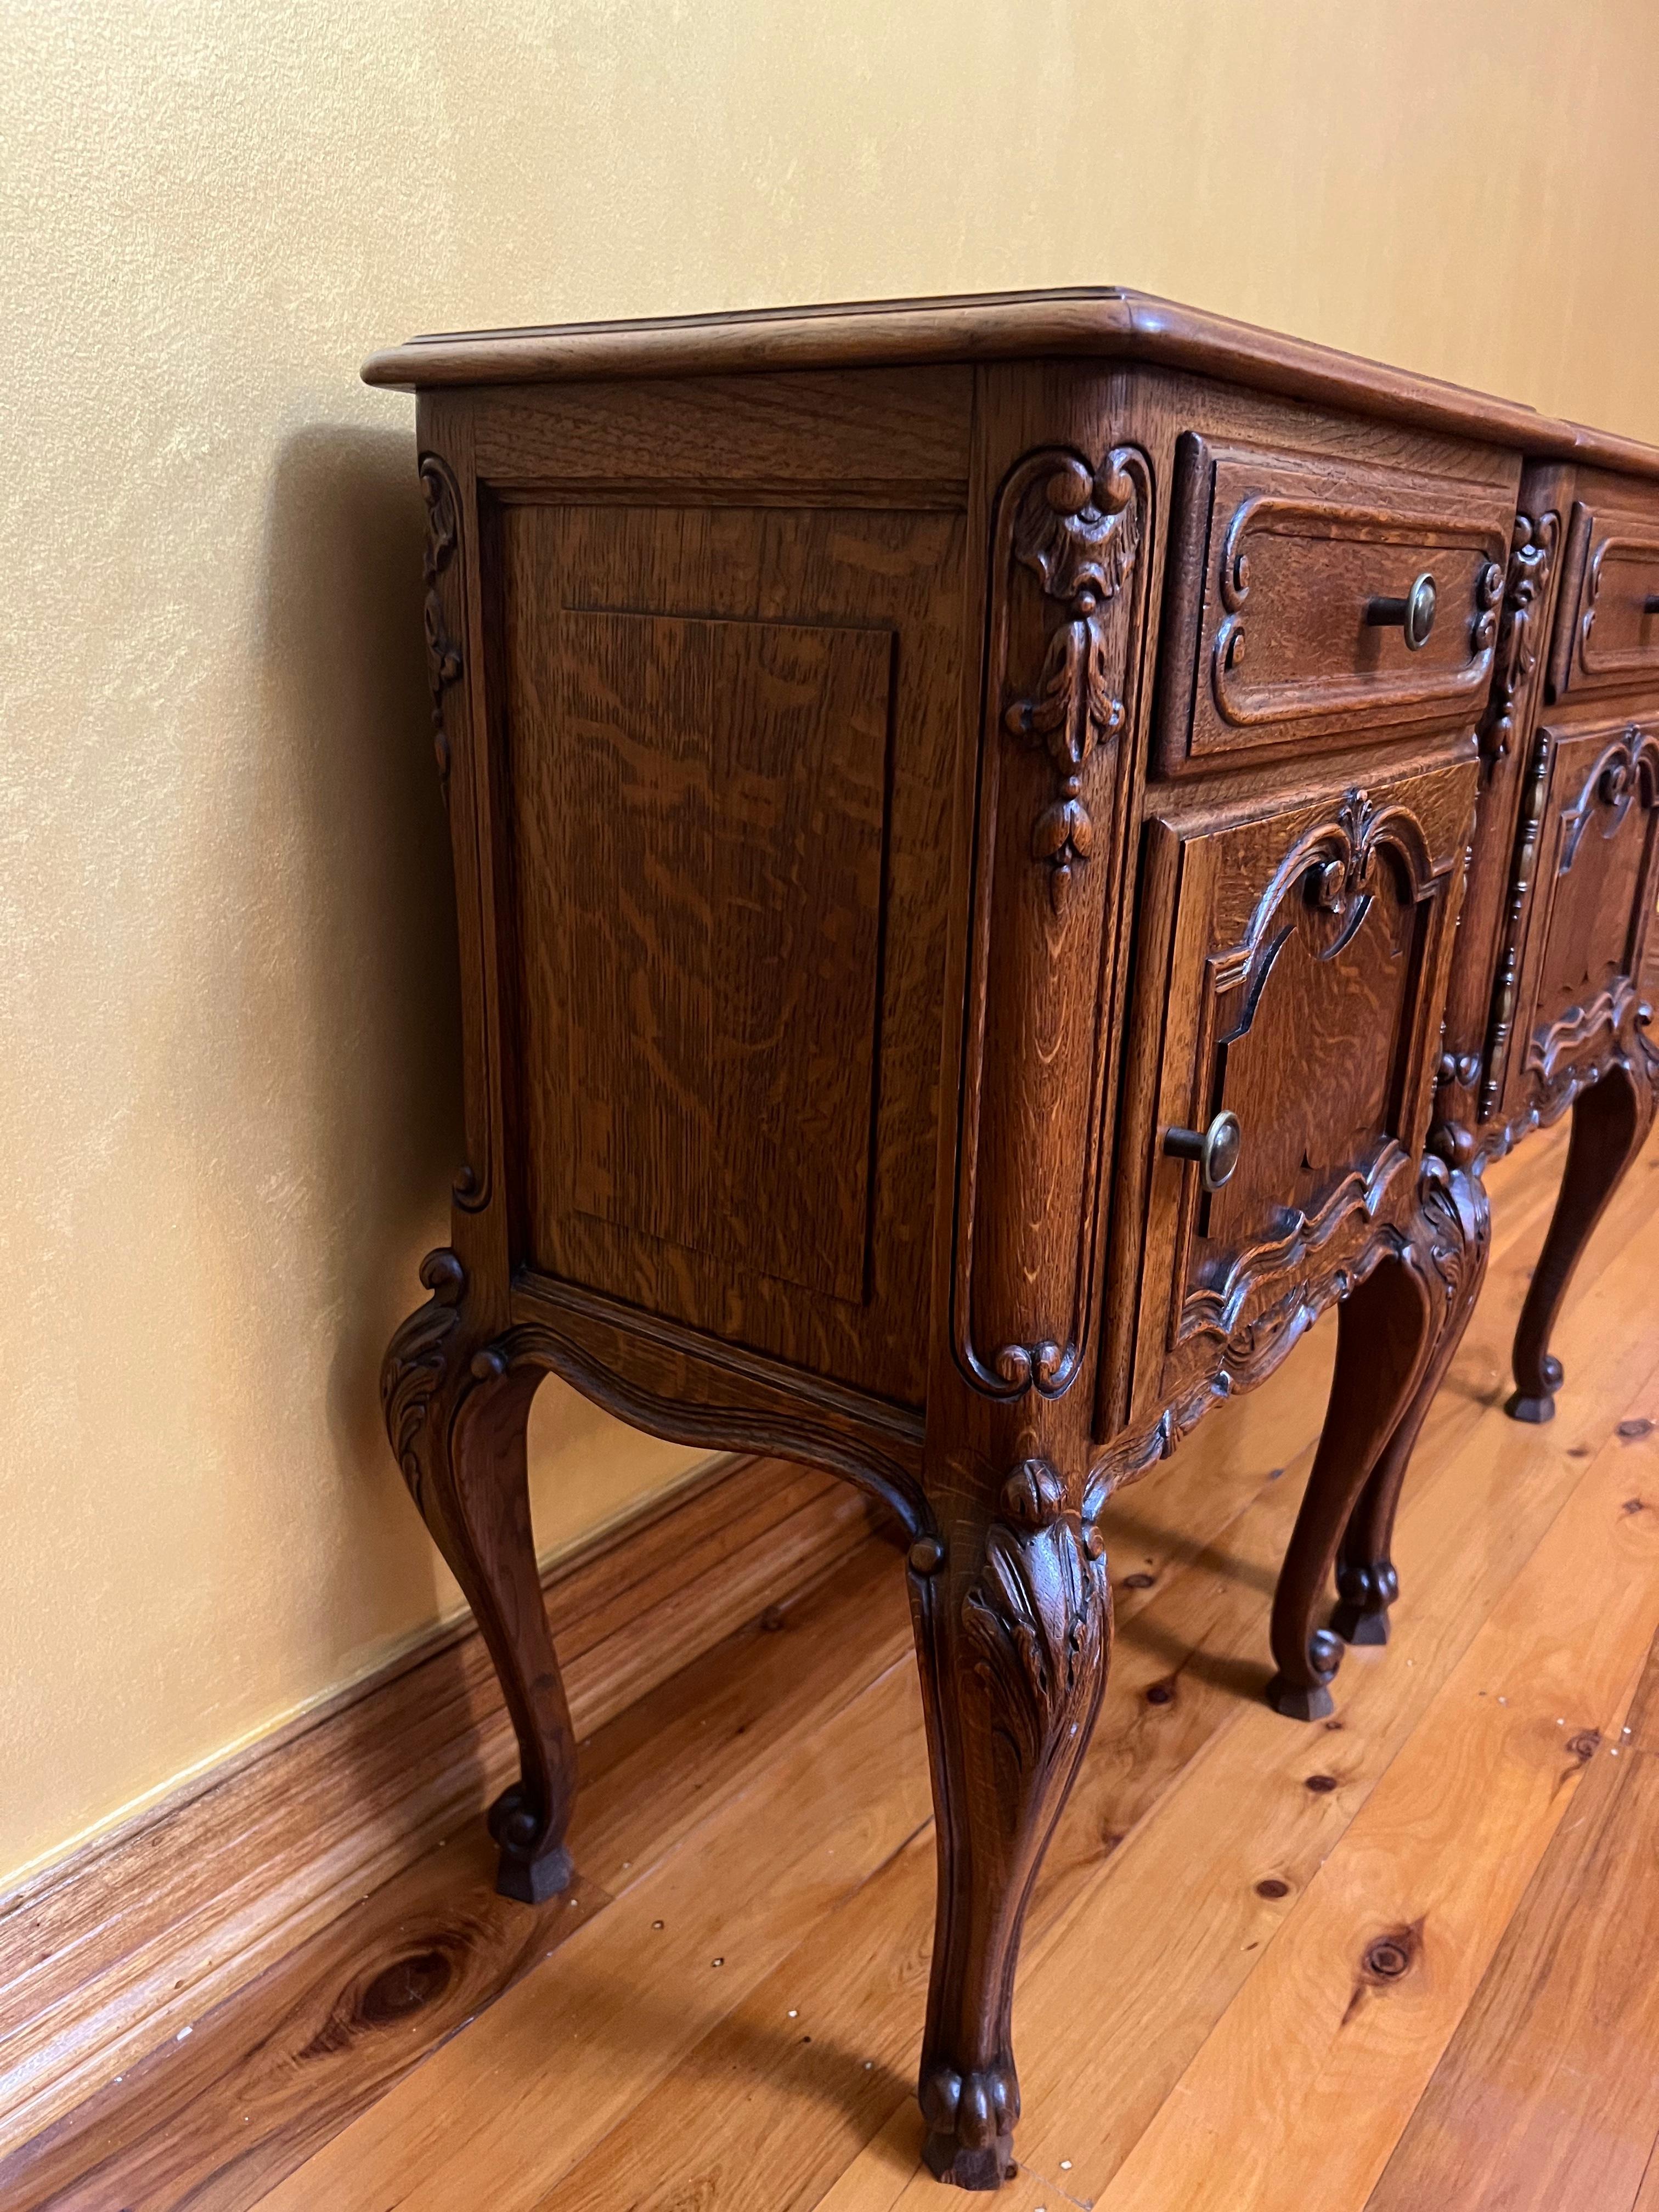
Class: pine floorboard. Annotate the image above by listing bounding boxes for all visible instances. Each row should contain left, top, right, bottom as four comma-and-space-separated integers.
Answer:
9, 1118, 1659, 2211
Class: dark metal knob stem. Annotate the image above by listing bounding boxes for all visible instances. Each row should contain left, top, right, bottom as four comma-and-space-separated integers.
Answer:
1365, 571, 1437, 651
1163, 1109, 1243, 1193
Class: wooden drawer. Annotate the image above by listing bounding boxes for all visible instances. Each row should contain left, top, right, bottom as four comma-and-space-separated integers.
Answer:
1494, 715, 1659, 1122
1547, 485, 1659, 702
1156, 435, 1513, 771
1107, 747, 1477, 1431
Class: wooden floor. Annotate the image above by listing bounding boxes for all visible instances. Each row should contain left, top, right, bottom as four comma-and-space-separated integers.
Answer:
9, 1115, 1659, 2211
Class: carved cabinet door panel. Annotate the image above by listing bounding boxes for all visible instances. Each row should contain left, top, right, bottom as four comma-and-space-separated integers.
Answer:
1105, 751, 1478, 1438
1494, 715, 1659, 1126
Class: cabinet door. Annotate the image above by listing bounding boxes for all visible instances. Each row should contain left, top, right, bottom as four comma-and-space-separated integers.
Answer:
1107, 752, 1477, 1436
1495, 717, 1659, 1125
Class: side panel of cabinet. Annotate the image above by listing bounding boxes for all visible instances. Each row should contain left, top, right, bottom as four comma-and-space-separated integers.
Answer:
1105, 748, 1477, 1435
498, 496, 966, 1405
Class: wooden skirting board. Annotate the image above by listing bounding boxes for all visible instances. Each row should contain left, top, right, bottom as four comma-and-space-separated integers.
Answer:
0, 1453, 884, 2153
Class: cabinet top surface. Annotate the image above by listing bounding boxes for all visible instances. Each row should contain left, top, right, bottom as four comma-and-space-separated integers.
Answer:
362, 285, 1659, 479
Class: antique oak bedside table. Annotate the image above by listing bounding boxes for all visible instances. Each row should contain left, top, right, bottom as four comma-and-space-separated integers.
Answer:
368, 291, 1659, 2189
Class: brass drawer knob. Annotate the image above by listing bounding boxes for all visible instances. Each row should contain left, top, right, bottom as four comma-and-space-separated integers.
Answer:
1163, 1110, 1243, 1193
1366, 571, 1437, 651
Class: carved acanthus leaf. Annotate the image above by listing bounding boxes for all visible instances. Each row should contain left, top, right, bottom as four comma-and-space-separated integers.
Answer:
1305, 786, 1384, 918
420, 455, 465, 789
380, 1247, 466, 1511
1002, 451, 1144, 917
963, 1486, 1108, 1792
1414, 1155, 1489, 1309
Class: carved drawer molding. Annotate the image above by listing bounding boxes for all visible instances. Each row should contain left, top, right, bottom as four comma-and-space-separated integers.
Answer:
1158, 435, 1512, 770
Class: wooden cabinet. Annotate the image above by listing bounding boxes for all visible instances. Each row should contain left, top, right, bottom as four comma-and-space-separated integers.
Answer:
368, 292, 1659, 2191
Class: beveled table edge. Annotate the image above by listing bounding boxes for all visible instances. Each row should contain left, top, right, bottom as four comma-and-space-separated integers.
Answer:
360, 285, 1659, 481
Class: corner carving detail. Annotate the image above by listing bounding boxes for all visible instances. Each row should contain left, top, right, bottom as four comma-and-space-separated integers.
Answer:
1413, 1153, 1489, 1314
1479, 511, 1559, 766
962, 1460, 1110, 1803
420, 454, 465, 790
380, 1247, 467, 1516
1001, 451, 1146, 917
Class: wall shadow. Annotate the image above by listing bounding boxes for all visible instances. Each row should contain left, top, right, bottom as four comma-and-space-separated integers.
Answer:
256, 420, 469, 1665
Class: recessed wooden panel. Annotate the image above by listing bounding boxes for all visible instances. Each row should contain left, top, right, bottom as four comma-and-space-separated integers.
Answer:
501, 500, 964, 1403
556, 607, 891, 1305
1158, 436, 1513, 770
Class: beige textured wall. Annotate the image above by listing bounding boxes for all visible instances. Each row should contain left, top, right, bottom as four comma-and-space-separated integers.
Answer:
5, 0, 1658, 1892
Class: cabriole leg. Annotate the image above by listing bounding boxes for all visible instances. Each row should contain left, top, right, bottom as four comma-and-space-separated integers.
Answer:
1509, 1064, 1652, 1423
381, 1249, 578, 1903
1331, 1163, 1491, 1644
1268, 1159, 1487, 1714
909, 1459, 1111, 2189
1267, 1258, 1435, 1720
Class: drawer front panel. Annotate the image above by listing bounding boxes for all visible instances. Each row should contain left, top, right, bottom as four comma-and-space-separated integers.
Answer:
1158, 436, 1511, 770
1548, 492, 1659, 701
1508, 718, 1659, 1115
1113, 751, 1477, 1428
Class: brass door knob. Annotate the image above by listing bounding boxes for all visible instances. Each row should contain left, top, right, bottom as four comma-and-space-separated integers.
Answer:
1366, 571, 1437, 651
1163, 1110, 1243, 1193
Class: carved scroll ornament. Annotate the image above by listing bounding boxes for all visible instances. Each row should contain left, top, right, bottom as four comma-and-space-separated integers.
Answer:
380, 1246, 467, 1518
1478, 511, 1559, 765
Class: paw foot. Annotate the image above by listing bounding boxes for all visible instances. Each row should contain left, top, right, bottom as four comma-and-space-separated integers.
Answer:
921, 2060, 1019, 2189
488, 1783, 573, 1903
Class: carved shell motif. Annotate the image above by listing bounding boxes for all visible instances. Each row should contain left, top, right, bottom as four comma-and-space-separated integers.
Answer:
419, 455, 465, 788
963, 1461, 1109, 1793
1002, 452, 1144, 917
